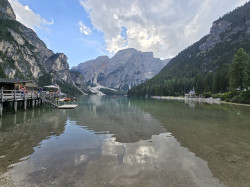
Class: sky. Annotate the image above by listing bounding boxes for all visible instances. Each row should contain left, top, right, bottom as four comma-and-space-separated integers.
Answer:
9, 0, 248, 68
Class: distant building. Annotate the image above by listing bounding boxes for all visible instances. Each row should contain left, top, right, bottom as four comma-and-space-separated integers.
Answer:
185, 87, 196, 98
0, 78, 37, 91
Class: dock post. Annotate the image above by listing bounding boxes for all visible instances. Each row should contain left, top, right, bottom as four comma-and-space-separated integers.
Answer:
13, 101, 17, 113
24, 100, 27, 111
32, 99, 35, 108
1, 87, 3, 102
0, 103, 3, 117
13, 91, 17, 114
0, 87, 3, 117
23, 92, 27, 111
31, 92, 35, 108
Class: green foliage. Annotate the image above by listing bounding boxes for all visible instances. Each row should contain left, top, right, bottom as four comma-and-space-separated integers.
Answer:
38, 74, 53, 87
203, 92, 212, 98
217, 1, 250, 26
240, 90, 250, 104
230, 48, 250, 90
230, 95, 244, 103
56, 80, 82, 97
0, 65, 7, 78
220, 91, 250, 104
212, 91, 238, 101
0, 19, 22, 43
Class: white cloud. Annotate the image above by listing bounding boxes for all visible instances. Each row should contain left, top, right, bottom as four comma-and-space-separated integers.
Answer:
9, 0, 54, 30
80, 0, 248, 59
78, 21, 92, 35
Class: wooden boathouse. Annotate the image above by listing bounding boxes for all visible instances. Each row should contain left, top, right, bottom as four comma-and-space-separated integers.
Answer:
0, 78, 61, 117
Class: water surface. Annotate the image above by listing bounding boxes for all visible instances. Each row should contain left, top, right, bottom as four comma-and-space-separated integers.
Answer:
0, 96, 250, 186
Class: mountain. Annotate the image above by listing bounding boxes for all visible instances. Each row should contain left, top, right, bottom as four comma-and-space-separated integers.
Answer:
128, 2, 250, 97
72, 48, 169, 92
0, 0, 88, 95
0, 0, 16, 20
72, 56, 110, 87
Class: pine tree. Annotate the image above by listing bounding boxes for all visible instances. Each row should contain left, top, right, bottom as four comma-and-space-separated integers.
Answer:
230, 48, 250, 90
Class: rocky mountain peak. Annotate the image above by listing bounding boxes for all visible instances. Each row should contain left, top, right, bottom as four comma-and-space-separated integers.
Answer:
0, 0, 16, 20
96, 56, 110, 61
110, 48, 139, 65
116, 48, 138, 54
73, 48, 169, 92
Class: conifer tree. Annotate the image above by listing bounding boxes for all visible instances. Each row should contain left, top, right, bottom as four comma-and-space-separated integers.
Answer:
230, 48, 250, 90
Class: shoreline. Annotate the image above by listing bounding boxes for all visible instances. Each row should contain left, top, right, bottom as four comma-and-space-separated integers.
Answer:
150, 96, 250, 107
220, 101, 250, 107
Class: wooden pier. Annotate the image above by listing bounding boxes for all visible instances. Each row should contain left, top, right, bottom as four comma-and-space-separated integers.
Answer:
0, 88, 60, 117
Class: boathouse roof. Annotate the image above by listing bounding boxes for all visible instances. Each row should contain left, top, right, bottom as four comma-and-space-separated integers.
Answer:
44, 85, 59, 89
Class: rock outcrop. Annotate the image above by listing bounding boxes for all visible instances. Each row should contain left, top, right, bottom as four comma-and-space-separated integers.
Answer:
199, 20, 231, 52
0, 0, 16, 20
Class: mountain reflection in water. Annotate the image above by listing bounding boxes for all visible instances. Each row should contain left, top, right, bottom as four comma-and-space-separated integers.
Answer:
1, 95, 248, 186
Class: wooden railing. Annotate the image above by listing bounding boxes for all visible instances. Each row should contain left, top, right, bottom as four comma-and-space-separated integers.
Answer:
0, 88, 61, 102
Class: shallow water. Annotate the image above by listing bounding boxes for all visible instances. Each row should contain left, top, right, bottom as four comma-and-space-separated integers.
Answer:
0, 96, 250, 186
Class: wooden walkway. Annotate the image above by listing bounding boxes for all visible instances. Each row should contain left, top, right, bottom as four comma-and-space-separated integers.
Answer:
0, 88, 55, 116
0, 88, 78, 116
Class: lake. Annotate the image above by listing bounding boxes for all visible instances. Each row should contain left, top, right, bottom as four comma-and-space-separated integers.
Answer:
0, 96, 250, 187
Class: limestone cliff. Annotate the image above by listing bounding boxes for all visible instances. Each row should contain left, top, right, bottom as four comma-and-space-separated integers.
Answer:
0, 0, 88, 95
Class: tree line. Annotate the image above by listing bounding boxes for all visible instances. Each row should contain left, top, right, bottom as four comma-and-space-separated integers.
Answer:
128, 48, 250, 103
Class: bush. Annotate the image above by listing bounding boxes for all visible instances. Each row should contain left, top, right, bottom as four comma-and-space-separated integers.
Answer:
213, 91, 238, 101
230, 95, 244, 103
241, 91, 250, 104
203, 92, 212, 98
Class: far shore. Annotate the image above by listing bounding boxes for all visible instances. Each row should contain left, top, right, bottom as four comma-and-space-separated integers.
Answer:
150, 96, 250, 107
151, 96, 185, 100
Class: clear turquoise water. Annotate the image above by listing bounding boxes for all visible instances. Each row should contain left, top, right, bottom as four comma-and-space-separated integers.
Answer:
0, 96, 250, 186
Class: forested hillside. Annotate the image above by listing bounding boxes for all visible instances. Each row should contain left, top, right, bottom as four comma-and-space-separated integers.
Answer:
128, 2, 250, 100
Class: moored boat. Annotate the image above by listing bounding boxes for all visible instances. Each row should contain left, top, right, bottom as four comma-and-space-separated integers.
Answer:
64, 98, 71, 101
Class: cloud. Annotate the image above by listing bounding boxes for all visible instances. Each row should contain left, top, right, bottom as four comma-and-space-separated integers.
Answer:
9, 0, 54, 30
80, 0, 248, 59
78, 21, 92, 35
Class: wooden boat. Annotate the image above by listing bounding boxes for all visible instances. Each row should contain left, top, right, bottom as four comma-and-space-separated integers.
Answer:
58, 104, 77, 109
64, 98, 71, 101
